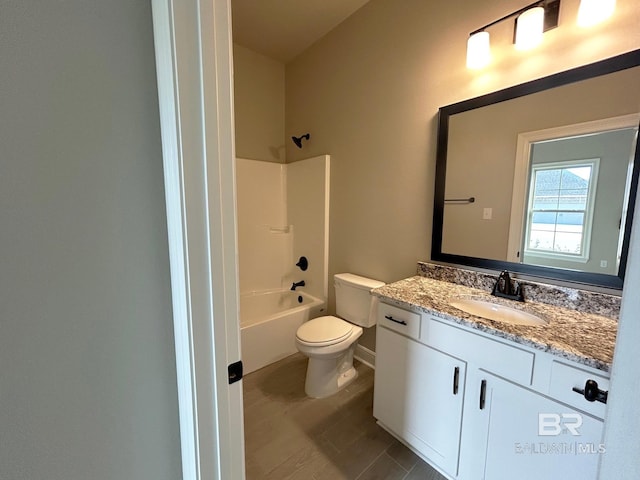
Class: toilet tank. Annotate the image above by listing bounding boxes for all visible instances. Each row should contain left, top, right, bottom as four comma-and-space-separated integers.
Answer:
334, 273, 385, 328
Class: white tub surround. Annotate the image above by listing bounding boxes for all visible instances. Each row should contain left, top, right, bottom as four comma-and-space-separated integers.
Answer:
236, 156, 330, 301
236, 155, 330, 373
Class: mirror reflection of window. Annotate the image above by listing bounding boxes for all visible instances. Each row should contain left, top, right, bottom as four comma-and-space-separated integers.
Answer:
514, 125, 637, 275
525, 159, 599, 261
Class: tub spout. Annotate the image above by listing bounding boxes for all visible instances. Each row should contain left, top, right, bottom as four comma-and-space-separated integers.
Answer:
291, 280, 305, 291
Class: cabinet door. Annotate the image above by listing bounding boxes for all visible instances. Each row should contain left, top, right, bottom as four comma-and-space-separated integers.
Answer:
460, 371, 604, 480
374, 325, 466, 477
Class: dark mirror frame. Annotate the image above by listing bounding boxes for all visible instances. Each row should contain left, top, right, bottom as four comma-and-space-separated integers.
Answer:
432, 49, 640, 290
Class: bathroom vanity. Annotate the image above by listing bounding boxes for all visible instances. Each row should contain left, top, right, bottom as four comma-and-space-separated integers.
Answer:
390, 51, 635, 480
371, 269, 617, 480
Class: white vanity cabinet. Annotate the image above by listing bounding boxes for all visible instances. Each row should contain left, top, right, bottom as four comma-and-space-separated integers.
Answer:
459, 370, 604, 480
373, 301, 609, 480
373, 303, 466, 478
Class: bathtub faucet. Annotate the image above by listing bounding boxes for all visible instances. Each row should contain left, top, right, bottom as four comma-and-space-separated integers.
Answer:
291, 280, 306, 291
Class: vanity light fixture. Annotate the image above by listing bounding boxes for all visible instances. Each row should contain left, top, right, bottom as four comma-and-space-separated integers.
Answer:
514, 6, 545, 50
466, 0, 561, 69
577, 0, 616, 27
466, 31, 491, 69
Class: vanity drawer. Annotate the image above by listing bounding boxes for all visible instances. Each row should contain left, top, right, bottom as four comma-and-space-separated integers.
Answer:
423, 317, 534, 386
378, 302, 421, 339
549, 361, 609, 419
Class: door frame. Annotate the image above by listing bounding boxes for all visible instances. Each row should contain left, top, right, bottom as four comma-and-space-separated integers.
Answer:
151, 0, 245, 479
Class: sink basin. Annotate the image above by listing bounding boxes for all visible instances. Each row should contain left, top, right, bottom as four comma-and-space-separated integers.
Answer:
449, 298, 547, 326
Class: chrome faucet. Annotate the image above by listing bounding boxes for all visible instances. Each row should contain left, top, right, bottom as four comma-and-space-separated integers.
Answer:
291, 280, 305, 291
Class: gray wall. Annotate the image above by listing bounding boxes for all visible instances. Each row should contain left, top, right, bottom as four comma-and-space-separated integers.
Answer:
0, 2, 182, 479
233, 44, 286, 163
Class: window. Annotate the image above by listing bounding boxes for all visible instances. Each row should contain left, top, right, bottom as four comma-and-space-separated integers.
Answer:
524, 159, 599, 262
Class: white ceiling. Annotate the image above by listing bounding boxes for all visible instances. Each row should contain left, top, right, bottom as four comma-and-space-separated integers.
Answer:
231, 0, 371, 63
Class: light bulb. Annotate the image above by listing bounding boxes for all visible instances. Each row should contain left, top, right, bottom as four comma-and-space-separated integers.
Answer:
467, 31, 491, 69
515, 6, 545, 50
578, 0, 616, 27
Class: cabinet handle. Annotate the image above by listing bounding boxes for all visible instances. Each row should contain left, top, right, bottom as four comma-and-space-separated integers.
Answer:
453, 366, 460, 395
384, 315, 407, 326
572, 379, 608, 404
479, 379, 487, 410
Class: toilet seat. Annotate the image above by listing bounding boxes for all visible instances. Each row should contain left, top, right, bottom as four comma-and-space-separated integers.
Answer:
296, 316, 354, 347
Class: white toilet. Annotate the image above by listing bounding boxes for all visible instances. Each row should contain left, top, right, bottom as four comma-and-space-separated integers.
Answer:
295, 273, 384, 398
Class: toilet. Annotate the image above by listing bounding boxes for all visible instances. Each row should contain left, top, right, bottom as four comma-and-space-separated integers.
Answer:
295, 273, 385, 398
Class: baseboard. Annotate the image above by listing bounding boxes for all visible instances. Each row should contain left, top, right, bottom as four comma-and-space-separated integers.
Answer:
354, 344, 375, 369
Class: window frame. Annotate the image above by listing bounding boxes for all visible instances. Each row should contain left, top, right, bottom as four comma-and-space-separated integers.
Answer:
523, 158, 600, 263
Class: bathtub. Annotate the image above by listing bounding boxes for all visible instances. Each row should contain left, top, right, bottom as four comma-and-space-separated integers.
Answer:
240, 289, 326, 374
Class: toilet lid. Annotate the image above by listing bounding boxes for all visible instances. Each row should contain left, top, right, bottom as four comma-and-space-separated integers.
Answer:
296, 316, 354, 346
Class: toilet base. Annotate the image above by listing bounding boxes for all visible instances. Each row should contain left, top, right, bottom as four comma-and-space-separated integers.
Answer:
303, 346, 358, 398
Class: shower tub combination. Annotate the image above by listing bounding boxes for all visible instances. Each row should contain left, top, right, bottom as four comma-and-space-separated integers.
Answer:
240, 289, 326, 374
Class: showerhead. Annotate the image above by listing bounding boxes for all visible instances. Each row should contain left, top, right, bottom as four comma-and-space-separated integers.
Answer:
292, 133, 310, 148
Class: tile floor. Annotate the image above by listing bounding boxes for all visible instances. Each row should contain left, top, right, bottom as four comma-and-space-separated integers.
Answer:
243, 353, 446, 480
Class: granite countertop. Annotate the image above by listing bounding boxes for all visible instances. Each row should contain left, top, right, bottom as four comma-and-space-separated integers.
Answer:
373, 276, 618, 372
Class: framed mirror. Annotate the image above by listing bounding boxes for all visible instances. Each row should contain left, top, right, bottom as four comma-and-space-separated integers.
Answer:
432, 50, 640, 289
